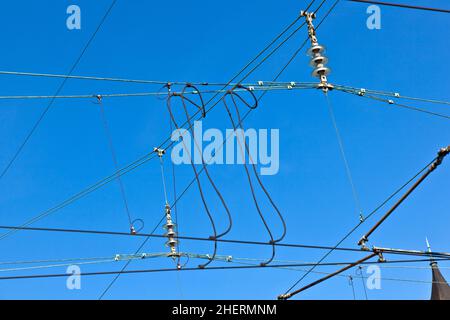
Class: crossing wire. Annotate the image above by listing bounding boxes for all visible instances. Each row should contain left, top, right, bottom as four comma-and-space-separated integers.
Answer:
334, 87, 450, 120
98, 100, 135, 229
333, 84, 450, 106
281, 155, 438, 295
0, 84, 317, 100
325, 91, 364, 220
348, 0, 450, 14
3, 224, 450, 260
0, 257, 449, 282
96, 7, 311, 298
165, 0, 340, 264
0, 0, 118, 181
0, 10, 308, 242
356, 266, 369, 300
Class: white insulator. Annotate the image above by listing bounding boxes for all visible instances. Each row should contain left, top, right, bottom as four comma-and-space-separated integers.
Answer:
163, 221, 175, 229
307, 44, 325, 57
166, 239, 178, 247
312, 66, 331, 78
309, 55, 328, 67
165, 230, 176, 237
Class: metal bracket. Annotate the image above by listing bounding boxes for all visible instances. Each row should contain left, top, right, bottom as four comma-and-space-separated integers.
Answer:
358, 236, 370, 251
154, 147, 166, 158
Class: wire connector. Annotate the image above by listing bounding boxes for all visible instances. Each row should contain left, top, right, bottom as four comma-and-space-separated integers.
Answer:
431, 146, 450, 170
154, 147, 166, 158
358, 235, 369, 250
277, 293, 290, 300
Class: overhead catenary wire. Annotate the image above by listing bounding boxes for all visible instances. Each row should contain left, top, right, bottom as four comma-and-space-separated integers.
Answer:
278, 252, 378, 299
29, 0, 339, 299
2, 0, 448, 300
166, 87, 219, 268
358, 146, 450, 247
4, 252, 450, 271
1, 256, 450, 282
0, 70, 237, 86
159, 1, 340, 269
334, 87, 450, 120
0, 84, 317, 100
98, 99, 135, 230
280, 146, 450, 299
2, 224, 450, 260
0, 0, 118, 182
98, 215, 165, 299
1, 249, 448, 286
281, 153, 441, 296
356, 265, 369, 300
176, 85, 233, 241
222, 87, 288, 266
347, 0, 450, 14
333, 84, 450, 106
348, 275, 356, 300
96, 8, 311, 297
324, 91, 364, 220
0, 10, 308, 242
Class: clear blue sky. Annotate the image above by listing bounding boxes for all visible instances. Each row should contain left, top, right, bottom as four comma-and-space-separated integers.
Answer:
0, 0, 448, 299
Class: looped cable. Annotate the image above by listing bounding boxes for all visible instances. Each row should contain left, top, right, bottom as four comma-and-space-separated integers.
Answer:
157, 83, 172, 101
179, 85, 233, 239
166, 88, 219, 268
232, 84, 259, 110
221, 85, 287, 266
181, 83, 207, 118
131, 218, 145, 234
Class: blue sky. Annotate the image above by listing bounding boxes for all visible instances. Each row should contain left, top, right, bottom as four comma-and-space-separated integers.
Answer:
0, 0, 449, 299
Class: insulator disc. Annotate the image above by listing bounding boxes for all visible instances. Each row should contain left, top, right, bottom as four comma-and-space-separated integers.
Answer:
307, 44, 325, 57
165, 240, 178, 246
163, 222, 175, 229
309, 55, 328, 67
312, 66, 331, 78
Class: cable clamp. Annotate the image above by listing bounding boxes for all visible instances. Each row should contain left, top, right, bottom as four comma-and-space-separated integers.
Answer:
359, 213, 365, 223
358, 236, 369, 250
317, 82, 334, 91
257, 81, 264, 86
277, 293, 289, 300
377, 252, 386, 263
388, 99, 394, 104
358, 88, 366, 96
154, 147, 166, 158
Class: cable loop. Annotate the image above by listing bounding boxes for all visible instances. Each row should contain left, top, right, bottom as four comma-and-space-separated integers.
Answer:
131, 218, 145, 234
166, 90, 222, 268
229, 84, 259, 109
